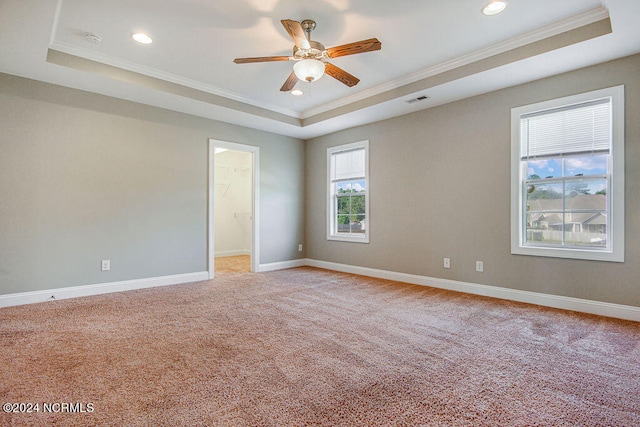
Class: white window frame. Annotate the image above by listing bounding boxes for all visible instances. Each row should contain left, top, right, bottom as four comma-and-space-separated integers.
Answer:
327, 140, 370, 243
510, 86, 624, 262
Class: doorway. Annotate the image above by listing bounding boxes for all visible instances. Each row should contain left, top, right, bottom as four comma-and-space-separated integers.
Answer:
208, 139, 259, 278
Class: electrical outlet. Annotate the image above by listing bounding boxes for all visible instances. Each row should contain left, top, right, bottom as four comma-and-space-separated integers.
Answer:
475, 261, 484, 273
443, 258, 451, 269
298, 244, 303, 252
101, 260, 110, 271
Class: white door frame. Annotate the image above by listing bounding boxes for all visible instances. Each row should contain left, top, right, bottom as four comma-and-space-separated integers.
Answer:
208, 139, 260, 278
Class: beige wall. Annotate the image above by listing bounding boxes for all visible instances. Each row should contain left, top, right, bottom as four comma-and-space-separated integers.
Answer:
0, 73, 305, 295
2, 54, 638, 307
305, 54, 640, 308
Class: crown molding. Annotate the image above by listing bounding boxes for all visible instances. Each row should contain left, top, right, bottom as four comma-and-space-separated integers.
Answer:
48, 40, 302, 119
45, 4, 611, 131
300, 6, 610, 119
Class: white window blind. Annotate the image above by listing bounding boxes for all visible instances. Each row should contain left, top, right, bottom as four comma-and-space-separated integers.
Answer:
331, 148, 366, 182
520, 98, 611, 159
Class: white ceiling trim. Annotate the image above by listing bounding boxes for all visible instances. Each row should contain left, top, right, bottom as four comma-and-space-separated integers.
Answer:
299, 6, 610, 119
47, 40, 302, 119
47, 5, 609, 124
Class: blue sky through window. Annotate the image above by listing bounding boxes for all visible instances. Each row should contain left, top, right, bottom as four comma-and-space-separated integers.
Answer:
337, 180, 366, 193
527, 155, 607, 179
527, 155, 608, 195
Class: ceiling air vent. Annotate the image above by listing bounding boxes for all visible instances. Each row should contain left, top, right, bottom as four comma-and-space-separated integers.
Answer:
406, 95, 429, 104
79, 32, 103, 45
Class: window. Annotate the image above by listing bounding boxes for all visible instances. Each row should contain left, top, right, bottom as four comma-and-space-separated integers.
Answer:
328, 141, 369, 243
511, 86, 624, 262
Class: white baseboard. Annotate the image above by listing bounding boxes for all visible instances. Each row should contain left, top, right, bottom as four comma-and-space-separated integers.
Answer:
259, 259, 306, 272
2, 258, 638, 322
215, 250, 251, 257
0, 271, 209, 308
304, 259, 640, 322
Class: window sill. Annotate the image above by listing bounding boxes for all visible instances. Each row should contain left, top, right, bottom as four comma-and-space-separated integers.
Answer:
511, 245, 623, 262
328, 234, 369, 244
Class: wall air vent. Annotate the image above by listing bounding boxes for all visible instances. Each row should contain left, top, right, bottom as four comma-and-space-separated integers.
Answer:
406, 95, 429, 104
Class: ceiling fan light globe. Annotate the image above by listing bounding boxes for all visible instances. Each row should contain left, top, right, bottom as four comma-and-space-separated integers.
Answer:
293, 59, 325, 83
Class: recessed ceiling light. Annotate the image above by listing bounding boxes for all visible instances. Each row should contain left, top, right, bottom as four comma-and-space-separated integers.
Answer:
482, 0, 508, 16
291, 89, 303, 96
131, 32, 153, 44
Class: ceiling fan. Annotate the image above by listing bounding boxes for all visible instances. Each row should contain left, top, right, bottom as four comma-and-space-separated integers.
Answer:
234, 19, 382, 92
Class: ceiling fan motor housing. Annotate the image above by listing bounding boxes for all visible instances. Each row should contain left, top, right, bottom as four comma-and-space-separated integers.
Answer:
293, 41, 326, 60
293, 20, 324, 60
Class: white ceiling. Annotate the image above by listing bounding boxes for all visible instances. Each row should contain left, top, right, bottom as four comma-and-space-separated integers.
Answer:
1, 0, 639, 139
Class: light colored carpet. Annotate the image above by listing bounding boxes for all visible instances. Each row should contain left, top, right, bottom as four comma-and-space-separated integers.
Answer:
1, 267, 639, 426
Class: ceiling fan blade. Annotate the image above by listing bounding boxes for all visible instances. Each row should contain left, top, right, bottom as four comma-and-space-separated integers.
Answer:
325, 38, 381, 58
324, 63, 360, 87
234, 56, 292, 64
281, 19, 311, 50
280, 71, 299, 92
